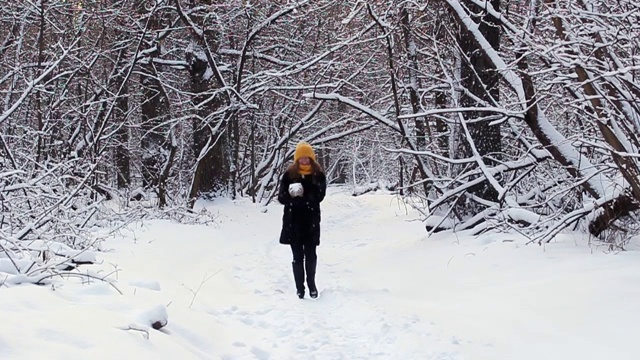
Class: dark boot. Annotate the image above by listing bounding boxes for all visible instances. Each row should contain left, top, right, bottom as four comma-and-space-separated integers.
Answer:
305, 258, 318, 298
292, 260, 305, 299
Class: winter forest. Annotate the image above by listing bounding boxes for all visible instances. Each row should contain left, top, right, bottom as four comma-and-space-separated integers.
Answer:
3, 0, 639, 250
2, 0, 640, 358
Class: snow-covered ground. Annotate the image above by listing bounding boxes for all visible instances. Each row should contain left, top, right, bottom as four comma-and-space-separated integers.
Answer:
2, 187, 640, 359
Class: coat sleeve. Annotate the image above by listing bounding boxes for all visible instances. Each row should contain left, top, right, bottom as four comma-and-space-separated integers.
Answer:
316, 172, 327, 203
277, 173, 292, 205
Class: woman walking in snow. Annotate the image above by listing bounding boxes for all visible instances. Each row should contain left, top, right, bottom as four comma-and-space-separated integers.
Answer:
278, 142, 327, 299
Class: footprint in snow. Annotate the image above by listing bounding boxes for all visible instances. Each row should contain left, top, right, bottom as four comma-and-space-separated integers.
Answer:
250, 347, 270, 360
222, 306, 239, 315
254, 308, 273, 316
275, 327, 293, 338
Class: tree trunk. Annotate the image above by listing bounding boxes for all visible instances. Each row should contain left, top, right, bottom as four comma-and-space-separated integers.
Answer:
137, 0, 169, 190
250, 119, 256, 202
114, 92, 130, 189
158, 130, 177, 208
191, 115, 229, 199
434, 20, 449, 157
457, 0, 502, 204
399, 7, 428, 151
184, 0, 230, 203
35, 0, 49, 163
113, 20, 131, 189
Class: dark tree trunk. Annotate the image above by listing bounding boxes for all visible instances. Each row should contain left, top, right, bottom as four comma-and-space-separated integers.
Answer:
138, 1, 169, 190
249, 119, 256, 202
35, 0, 49, 163
139, 64, 168, 189
113, 20, 131, 189
399, 7, 428, 151
158, 131, 177, 208
191, 112, 229, 199
114, 93, 130, 188
434, 21, 449, 157
435, 88, 448, 155
457, 0, 502, 204
185, 0, 230, 203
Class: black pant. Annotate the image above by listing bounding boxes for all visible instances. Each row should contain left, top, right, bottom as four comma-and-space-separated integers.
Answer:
290, 242, 317, 294
290, 242, 317, 264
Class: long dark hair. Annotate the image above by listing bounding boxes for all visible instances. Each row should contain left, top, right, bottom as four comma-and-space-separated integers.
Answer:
286, 158, 324, 180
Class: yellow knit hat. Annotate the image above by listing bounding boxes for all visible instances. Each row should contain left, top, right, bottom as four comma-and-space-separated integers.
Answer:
294, 142, 316, 162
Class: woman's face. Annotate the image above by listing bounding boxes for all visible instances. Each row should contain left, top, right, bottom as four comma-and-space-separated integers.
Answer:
299, 157, 311, 165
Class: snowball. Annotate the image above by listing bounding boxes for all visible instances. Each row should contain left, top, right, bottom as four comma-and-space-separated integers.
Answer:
289, 183, 303, 197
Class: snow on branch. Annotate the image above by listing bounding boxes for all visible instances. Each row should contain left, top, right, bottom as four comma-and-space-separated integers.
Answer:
0, 38, 81, 125
303, 92, 400, 132
446, 0, 619, 194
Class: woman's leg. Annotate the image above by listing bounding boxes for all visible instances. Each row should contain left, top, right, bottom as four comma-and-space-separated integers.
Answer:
290, 243, 305, 298
303, 243, 318, 297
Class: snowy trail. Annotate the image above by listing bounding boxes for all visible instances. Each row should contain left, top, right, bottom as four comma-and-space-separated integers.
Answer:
3, 187, 640, 359
151, 191, 463, 359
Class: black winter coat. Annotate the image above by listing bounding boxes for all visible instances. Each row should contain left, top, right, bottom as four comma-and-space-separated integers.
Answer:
278, 171, 327, 245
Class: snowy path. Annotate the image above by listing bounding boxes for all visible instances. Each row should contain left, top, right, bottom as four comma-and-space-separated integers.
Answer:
142, 192, 463, 359
3, 187, 640, 359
